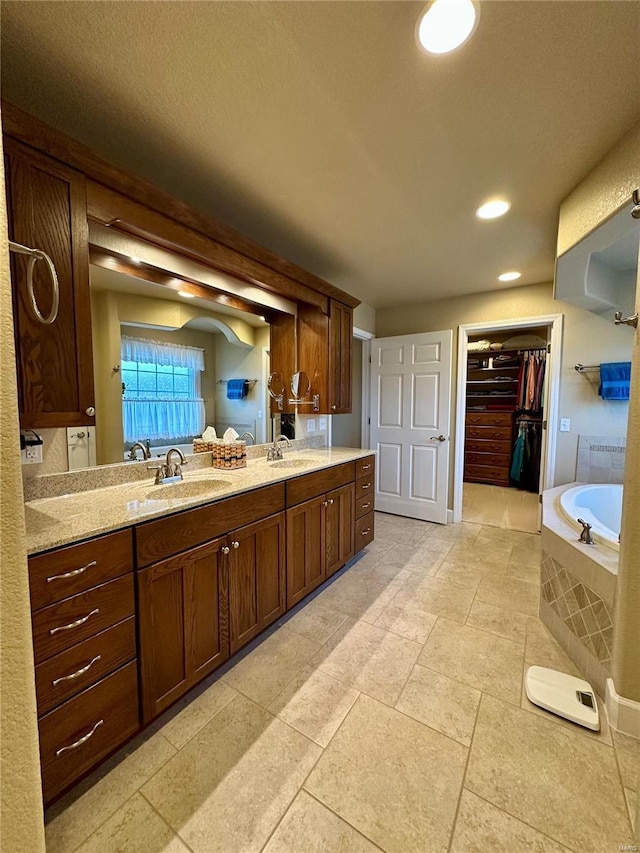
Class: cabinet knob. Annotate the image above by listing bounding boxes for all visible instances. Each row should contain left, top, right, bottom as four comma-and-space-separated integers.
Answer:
221, 546, 230, 555
328, 499, 334, 505
85, 406, 96, 417
331, 405, 337, 410
231, 541, 240, 549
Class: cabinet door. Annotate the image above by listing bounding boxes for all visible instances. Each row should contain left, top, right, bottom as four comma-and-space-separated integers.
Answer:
137, 538, 229, 723
325, 483, 355, 578
329, 300, 353, 414
286, 495, 326, 608
229, 512, 286, 653
5, 138, 94, 429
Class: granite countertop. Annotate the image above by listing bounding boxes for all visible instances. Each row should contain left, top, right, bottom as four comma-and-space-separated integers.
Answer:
24, 447, 374, 556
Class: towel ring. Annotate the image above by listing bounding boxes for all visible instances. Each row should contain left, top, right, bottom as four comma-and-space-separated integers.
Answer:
8, 240, 60, 325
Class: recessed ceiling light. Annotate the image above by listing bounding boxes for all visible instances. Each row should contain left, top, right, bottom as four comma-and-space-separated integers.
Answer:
178, 291, 195, 298
498, 271, 521, 282
476, 199, 511, 220
416, 0, 479, 55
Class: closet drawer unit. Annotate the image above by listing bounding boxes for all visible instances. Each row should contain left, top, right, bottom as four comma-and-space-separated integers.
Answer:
464, 451, 512, 468
464, 463, 510, 485
29, 529, 133, 612
355, 455, 375, 479
465, 425, 512, 441
39, 660, 139, 803
355, 512, 375, 551
465, 438, 512, 455
465, 412, 513, 427
32, 574, 135, 665
355, 493, 374, 519
35, 617, 136, 715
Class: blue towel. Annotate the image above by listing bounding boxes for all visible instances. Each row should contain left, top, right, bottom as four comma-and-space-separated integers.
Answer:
599, 362, 631, 400
226, 379, 249, 400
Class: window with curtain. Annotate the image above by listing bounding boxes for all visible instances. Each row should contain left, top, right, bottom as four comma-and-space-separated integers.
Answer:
120, 336, 206, 443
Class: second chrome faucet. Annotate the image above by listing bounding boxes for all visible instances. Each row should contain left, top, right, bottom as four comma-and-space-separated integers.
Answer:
148, 447, 188, 484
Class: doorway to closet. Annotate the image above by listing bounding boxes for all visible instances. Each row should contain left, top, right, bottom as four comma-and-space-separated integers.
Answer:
453, 315, 563, 533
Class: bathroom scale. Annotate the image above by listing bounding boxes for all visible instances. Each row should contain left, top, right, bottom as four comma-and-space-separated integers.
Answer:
525, 666, 600, 731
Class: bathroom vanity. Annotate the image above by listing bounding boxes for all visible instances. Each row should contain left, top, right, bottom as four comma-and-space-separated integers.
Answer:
24, 449, 375, 803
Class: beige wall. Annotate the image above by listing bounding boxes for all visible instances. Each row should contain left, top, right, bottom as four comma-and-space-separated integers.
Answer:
0, 134, 46, 850
377, 282, 633, 503
214, 326, 269, 441
332, 338, 363, 448
558, 118, 640, 256
353, 300, 376, 335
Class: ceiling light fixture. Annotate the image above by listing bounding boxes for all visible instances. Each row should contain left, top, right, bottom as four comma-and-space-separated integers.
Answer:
259, 316, 266, 322
476, 199, 511, 220
416, 0, 479, 55
498, 271, 521, 282
178, 291, 195, 298
130, 255, 141, 265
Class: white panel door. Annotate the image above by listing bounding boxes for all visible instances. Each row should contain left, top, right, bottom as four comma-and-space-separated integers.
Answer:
370, 331, 452, 523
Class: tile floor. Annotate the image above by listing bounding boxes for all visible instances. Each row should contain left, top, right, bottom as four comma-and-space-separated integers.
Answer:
45, 513, 638, 853
463, 482, 540, 534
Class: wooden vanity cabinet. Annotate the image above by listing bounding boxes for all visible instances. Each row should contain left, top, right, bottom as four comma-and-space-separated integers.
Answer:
4, 138, 95, 429
297, 299, 353, 414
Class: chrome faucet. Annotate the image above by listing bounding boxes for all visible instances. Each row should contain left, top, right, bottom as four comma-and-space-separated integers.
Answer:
266, 434, 291, 461
239, 432, 256, 445
128, 440, 151, 461
577, 518, 594, 545
148, 447, 188, 484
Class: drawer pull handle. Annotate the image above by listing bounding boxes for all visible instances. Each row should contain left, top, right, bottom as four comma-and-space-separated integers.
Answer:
46, 560, 97, 583
52, 655, 102, 686
49, 608, 99, 636
361, 528, 371, 536
361, 484, 371, 490
55, 719, 104, 757
361, 464, 371, 470
362, 502, 371, 509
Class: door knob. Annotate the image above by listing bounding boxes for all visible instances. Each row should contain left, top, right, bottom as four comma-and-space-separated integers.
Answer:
430, 435, 447, 442
85, 406, 95, 417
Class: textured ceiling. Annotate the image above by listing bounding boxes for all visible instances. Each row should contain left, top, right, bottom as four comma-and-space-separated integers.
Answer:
2, 1, 639, 307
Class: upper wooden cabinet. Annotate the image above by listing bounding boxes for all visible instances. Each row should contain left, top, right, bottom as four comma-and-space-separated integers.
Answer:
4, 138, 95, 429
297, 299, 353, 415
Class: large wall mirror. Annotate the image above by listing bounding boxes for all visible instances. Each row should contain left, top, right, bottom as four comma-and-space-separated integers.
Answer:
77, 261, 290, 468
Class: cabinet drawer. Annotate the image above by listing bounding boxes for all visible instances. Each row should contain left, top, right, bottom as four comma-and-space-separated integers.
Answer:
465, 425, 512, 441
464, 451, 511, 467
355, 455, 375, 479
355, 474, 374, 496
29, 529, 133, 612
286, 462, 355, 507
32, 574, 135, 665
465, 412, 513, 427
35, 617, 136, 715
355, 493, 374, 519
136, 483, 285, 567
465, 438, 512, 455
39, 660, 139, 803
355, 512, 374, 551
464, 463, 511, 484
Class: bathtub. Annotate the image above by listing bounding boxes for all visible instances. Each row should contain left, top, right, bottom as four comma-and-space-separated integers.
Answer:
559, 484, 622, 552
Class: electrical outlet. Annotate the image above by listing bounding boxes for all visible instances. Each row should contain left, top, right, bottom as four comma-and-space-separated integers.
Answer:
318, 417, 327, 431
307, 419, 316, 433
22, 443, 43, 464
560, 418, 571, 433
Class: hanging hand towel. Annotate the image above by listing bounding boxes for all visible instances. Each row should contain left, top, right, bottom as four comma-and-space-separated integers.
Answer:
598, 363, 631, 400
226, 379, 249, 400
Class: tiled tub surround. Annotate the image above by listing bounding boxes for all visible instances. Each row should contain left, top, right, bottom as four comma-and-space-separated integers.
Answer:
577, 435, 626, 484
541, 484, 618, 697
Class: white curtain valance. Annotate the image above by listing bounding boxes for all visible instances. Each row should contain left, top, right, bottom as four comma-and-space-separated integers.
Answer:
123, 399, 205, 443
121, 336, 205, 371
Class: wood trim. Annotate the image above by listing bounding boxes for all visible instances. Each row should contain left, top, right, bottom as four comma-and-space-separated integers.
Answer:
1, 101, 360, 309
285, 461, 355, 507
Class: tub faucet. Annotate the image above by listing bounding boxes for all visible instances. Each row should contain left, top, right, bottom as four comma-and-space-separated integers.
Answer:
266, 434, 291, 461
577, 518, 594, 545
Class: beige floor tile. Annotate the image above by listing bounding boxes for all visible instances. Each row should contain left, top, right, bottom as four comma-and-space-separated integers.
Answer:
419, 618, 524, 706
347, 556, 411, 583
45, 729, 177, 853
156, 678, 238, 750
434, 558, 484, 589
74, 793, 188, 853
268, 665, 359, 747
284, 598, 349, 644
142, 693, 321, 853
450, 790, 570, 852
427, 521, 481, 547
466, 694, 632, 852
613, 730, 640, 791
305, 694, 467, 853
397, 575, 476, 624
316, 570, 409, 624
374, 596, 438, 644
625, 788, 637, 832
396, 664, 481, 746
511, 539, 543, 567
466, 599, 527, 644
507, 559, 541, 583
263, 790, 379, 853
475, 574, 539, 617
312, 619, 421, 706
524, 618, 581, 676
447, 541, 513, 570
403, 540, 452, 576
463, 483, 539, 534
222, 626, 320, 707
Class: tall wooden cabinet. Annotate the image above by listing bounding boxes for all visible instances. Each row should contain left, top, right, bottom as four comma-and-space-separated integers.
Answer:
297, 299, 353, 414
4, 138, 95, 429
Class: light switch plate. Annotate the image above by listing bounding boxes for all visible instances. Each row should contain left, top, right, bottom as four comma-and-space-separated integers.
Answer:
319, 417, 327, 431
307, 419, 316, 433
560, 418, 571, 432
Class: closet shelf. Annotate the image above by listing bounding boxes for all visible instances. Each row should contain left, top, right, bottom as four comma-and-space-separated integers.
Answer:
467, 380, 518, 384
467, 366, 520, 372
